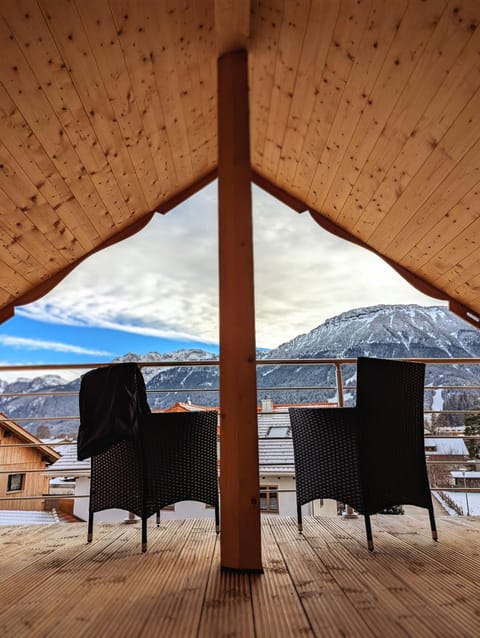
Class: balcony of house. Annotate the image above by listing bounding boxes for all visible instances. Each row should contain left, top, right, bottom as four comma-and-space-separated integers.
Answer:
1, 358, 480, 636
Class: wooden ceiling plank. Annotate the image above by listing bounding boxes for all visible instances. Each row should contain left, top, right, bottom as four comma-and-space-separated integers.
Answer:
0, 10, 119, 240
0, 225, 47, 284
109, 1, 181, 197
0, 145, 86, 261
275, 0, 338, 192
249, 0, 283, 171
289, 0, 372, 202
144, 3, 196, 186
38, 0, 150, 219
368, 83, 480, 252
352, 7, 480, 243
0, 132, 99, 255
194, 2, 218, 178
0, 189, 68, 273
307, 0, 407, 212
260, 0, 310, 179
163, 0, 214, 177
214, 0, 250, 56
339, 1, 477, 230
434, 241, 480, 291
316, 0, 440, 218
391, 142, 480, 273
75, 1, 163, 210
0, 1, 125, 234
0, 257, 31, 297
417, 200, 480, 281
0, 97, 101, 252
451, 272, 480, 300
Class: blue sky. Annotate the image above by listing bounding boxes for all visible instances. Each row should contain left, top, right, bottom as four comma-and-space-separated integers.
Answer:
0, 315, 218, 365
0, 182, 445, 373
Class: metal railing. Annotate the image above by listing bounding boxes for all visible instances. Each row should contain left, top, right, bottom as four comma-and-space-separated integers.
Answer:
1, 358, 479, 515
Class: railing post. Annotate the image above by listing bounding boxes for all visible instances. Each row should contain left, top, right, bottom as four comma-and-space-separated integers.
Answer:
335, 362, 344, 408
335, 362, 356, 519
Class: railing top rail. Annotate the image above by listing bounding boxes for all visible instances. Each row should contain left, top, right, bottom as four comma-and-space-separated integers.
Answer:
1, 356, 480, 374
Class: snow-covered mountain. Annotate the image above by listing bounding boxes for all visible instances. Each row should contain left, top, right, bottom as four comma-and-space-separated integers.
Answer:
1, 304, 480, 438
268, 305, 480, 359
112, 349, 217, 383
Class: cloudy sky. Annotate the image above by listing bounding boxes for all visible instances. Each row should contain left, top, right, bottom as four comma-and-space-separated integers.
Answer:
0, 181, 445, 369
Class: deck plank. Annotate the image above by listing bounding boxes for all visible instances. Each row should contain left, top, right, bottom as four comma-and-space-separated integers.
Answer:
1, 516, 480, 637
268, 516, 374, 637
251, 517, 314, 637
198, 540, 255, 638
320, 516, 480, 638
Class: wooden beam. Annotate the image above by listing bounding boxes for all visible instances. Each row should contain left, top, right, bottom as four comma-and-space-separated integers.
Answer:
215, 0, 250, 56
218, 49, 262, 572
252, 171, 308, 213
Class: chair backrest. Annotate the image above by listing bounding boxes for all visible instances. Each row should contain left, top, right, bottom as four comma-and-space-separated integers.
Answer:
289, 407, 364, 513
78, 362, 150, 460
141, 410, 219, 518
356, 357, 430, 513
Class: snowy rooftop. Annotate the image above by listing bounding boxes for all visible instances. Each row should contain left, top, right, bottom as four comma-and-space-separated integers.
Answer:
424, 438, 469, 456
46, 444, 90, 477
450, 471, 480, 479
0, 510, 58, 525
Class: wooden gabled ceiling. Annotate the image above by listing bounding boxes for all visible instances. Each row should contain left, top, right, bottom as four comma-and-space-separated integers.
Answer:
0, 0, 480, 328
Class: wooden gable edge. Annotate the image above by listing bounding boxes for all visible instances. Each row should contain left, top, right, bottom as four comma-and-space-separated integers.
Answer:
251, 171, 307, 213
0, 169, 217, 325
250, 172, 480, 331
309, 208, 480, 331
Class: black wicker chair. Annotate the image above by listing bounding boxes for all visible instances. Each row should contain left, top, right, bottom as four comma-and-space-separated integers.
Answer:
141, 411, 220, 551
78, 363, 219, 552
289, 357, 437, 550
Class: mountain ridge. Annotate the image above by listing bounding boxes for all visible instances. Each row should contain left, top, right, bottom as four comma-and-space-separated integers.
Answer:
1, 304, 480, 438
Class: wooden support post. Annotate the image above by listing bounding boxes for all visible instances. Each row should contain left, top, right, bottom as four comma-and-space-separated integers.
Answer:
218, 49, 262, 572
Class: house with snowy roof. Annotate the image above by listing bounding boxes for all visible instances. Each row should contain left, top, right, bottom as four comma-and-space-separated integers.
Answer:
0, 413, 60, 512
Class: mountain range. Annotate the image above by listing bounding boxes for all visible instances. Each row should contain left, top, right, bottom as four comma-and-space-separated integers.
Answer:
2, 304, 480, 438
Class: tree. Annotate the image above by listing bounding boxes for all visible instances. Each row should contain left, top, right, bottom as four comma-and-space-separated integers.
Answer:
379, 505, 404, 515
464, 412, 480, 459
36, 424, 51, 439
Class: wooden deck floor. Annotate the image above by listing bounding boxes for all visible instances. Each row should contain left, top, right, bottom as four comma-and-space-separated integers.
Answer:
1, 514, 479, 637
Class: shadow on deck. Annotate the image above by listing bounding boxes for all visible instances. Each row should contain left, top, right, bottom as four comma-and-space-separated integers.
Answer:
1, 514, 479, 637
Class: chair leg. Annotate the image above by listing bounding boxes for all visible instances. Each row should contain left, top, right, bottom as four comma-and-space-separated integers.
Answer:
215, 502, 220, 534
156, 510, 160, 527
87, 511, 93, 543
364, 514, 374, 551
428, 505, 438, 541
142, 516, 147, 553
297, 503, 303, 533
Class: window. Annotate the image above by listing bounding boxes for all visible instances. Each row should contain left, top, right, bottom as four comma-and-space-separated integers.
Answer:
266, 426, 290, 438
260, 485, 279, 513
7, 473, 25, 492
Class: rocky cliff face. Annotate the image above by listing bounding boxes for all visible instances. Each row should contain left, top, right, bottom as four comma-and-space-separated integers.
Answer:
1, 304, 479, 438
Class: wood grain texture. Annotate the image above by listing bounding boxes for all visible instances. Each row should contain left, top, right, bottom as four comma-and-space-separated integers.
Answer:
1, 516, 480, 636
1, 0, 480, 327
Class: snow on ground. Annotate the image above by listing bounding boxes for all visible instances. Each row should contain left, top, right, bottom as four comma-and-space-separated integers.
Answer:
436, 491, 480, 516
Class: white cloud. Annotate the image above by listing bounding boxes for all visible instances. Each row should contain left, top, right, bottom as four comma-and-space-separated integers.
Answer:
16, 182, 445, 351
0, 335, 111, 356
